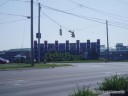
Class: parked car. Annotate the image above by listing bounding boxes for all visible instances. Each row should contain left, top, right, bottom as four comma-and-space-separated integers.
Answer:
13, 56, 26, 63
0, 57, 9, 64
13, 56, 36, 63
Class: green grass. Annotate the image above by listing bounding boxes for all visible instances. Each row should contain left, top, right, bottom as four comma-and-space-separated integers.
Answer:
0, 63, 72, 70
69, 86, 98, 96
98, 74, 128, 91
53, 59, 105, 63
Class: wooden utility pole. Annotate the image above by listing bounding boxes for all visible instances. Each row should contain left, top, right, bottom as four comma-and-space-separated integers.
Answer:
106, 20, 109, 62
31, 0, 34, 66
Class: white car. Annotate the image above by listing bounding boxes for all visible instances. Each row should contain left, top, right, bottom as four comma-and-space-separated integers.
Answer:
0, 57, 9, 64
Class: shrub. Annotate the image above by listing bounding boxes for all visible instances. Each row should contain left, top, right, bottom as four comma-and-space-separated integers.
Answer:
69, 86, 98, 96
98, 75, 128, 91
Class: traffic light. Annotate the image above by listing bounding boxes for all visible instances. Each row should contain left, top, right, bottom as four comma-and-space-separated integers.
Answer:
69, 30, 75, 38
59, 28, 62, 36
71, 32, 75, 38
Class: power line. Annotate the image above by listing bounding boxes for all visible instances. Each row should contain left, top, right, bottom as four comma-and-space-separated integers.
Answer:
109, 23, 128, 29
41, 12, 60, 27
64, 6, 80, 11
33, 1, 61, 27
41, 12, 69, 30
67, 0, 128, 20
0, 12, 30, 18
31, 1, 128, 30
0, 18, 28, 24
10, 0, 29, 2
74, 24, 102, 31
115, 0, 128, 4
0, 0, 10, 7
109, 20, 128, 27
41, 4, 105, 24
0, 16, 38, 25
41, 4, 128, 29
36, 0, 39, 3
39, 2, 102, 31
42, 10, 128, 32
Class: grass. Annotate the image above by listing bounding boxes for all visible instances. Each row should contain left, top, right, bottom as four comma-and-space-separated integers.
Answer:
53, 59, 105, 63
69, 86, 98, 96
0, 63, 72, 70
98, 74, 128, 91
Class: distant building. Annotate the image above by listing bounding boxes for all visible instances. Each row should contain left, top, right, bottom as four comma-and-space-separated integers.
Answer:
0, 48, 30, 62
115, 43, 128, 51
100, 43, 128, 61
0, 39, 100, 62
34, 39, 100, 61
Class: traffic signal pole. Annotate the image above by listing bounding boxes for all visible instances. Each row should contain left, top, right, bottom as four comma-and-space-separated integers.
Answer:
38, 3, 41, 63
31, 0, 34, 66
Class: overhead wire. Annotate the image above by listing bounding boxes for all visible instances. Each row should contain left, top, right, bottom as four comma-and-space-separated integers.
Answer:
0, 12, 30, 18
41, 12, 60, 27
10, 0, 29, 2
33, 1, 128, 30
34, 1, 60, 26
109, 23, 128, 29
74, 24, 102, 31
41, 12, 108, 32
33, 1, 128, 31
64, 6, 80, 11
0, 0, 10, 7
0, 19, 29, 25
41, 4, 106, 24
115, 0, 128, 4
67, 0, 128, 20
67, 0, 128, 24
41, 4, 128, 30
32, 1, 70, 31
109, 20, 128, 27
21, 1, 30, 50
39, 4, 102, 32
0, 0, 32, 25
41, 12, 69, 30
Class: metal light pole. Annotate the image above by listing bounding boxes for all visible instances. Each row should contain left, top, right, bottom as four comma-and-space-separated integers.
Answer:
106, 20, 109, 62
31, 0, 34, 66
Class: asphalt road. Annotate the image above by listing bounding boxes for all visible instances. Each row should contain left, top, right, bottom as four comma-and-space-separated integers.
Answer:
0, 62, 128, 96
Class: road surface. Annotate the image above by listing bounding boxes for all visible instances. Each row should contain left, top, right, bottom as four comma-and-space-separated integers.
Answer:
0, 62, 128, 96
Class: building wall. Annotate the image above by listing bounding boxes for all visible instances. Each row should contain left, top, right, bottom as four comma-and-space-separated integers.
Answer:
0, 50, 30, 62
0, 40, 100, 62
34, 39, 100, 61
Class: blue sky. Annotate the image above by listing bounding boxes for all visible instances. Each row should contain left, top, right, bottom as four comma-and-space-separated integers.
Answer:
0, 0, 128, 51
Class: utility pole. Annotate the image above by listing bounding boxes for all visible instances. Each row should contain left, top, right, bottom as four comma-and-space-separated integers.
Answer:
31, 0, 34, 66
37, 3, 41, 63
106, 20, 109, 62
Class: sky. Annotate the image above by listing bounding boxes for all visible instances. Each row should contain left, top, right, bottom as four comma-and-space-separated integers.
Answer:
0, 0, 128, 51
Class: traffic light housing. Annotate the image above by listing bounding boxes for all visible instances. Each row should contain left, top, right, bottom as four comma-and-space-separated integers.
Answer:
59, 29, 62, 36
71, 32, 75, 38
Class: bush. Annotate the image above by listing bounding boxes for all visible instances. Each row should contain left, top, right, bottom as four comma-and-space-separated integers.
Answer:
69, 86, 98, 96
98, 75, 128, 91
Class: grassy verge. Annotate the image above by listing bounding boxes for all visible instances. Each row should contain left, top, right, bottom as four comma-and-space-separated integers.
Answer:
0, 63, 72, 70
98, 74, 128, 91
53, 59, 105, 63
69, 86, 98, 96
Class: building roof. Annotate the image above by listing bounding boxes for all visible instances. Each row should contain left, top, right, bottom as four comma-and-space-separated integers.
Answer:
7, 48, 31, 52
0, 51, 5, 55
